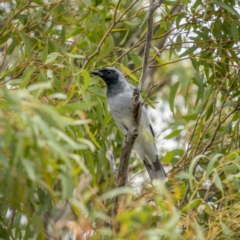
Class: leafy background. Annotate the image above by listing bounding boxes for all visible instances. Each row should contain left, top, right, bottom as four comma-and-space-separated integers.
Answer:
0, 0, 240, 239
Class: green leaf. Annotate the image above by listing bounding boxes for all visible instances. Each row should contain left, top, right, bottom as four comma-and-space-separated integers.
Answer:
44, 52, 61, 64
189, 155, 205, 191
57, 101, 97, 113
213, 2, 240, 17
66, 27, 84, 39
20, 67, 36, 89
0, 33, 10, 45
221, 223, 234, 237
80, 70, 90, 92
85, 125, 102, 150
29, 81, 52, 93
232, 177, 240, 190
120, 64, 138, 82
7, 36, 18, 55
176, 172, 191, 180
52, 74, 63, 93
22, 158, 36, 181
164, 129, 183, 139
214, 169, 223, 191
190, 58, 199, 71
169, 81, 180, 113
163, 152, 172, 164
231, 22, 239, 44
61, 172, 74, 199
0, 151, 9, 168
19, 32, 31, 55
195, 31, 209, 40
100, 187, 133, 200
182, 113, 197, 121
179, 45, 198, 57
41, 45, 48, 62
96, 35, 114, 61
182, 199, 202, 212
89, 86, 105, 97
66, 53, 85, 58
175, 34, 182, 52
120, 30, 129, 45
206, 154, 223, 178
193, 73, 204, 102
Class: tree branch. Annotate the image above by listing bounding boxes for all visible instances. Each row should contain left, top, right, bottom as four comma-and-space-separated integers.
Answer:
8, 209, 16, 231
113, 0, 163, 223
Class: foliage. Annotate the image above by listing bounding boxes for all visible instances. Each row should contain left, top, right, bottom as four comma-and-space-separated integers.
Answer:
0, 0, 240, 239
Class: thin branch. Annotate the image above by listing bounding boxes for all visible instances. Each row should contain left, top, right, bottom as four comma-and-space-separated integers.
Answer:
8, 209, 16, 230
138, 0, 163, 92
107, 151, 118, 183
142, 83, 157, 105
113, 0, 122, 23
235, 113, 240, 149
138, 3, 183, 56
117, 0, 139, 23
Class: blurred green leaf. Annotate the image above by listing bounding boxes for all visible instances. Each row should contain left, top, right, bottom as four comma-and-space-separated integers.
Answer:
44, 52, 61, 64
163, 152, 172, 164
20, 32, 31, 55
80, 70, 90, 92
213, 2, 240, 17
100, 187, 133, 200
231, 22, 239, 44
213, 169, 223, 191
164, 129, 183, 139
182, 113, 197, 121
169, 81, 180, 113
206, 154, 223, 178
57, 101, 97, 113
66, 53, 85, 58
179, 45, 198, 57
20, 67, 36, 89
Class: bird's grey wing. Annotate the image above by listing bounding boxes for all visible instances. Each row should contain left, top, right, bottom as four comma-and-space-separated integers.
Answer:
107, 84, 133, 135
135, 105, 167, 180
140, 105, 154, 135
110, 111, 129, 134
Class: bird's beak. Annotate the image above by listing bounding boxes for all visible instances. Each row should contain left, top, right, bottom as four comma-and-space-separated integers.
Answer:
91, 70, 103, 77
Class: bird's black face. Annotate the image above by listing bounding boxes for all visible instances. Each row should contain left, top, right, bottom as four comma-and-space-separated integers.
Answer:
91, 68, 119, 86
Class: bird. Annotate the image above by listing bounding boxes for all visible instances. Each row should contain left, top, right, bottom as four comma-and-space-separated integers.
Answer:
91, 67, 166, 180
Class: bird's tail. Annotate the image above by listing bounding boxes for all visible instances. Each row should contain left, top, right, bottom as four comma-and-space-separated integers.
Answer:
143, 156, 167, 180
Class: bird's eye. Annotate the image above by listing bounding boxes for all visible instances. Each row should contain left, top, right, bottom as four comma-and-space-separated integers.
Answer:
107, 70, 112, 74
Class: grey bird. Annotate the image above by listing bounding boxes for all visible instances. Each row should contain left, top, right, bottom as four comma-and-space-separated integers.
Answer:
91, 67, 166, 180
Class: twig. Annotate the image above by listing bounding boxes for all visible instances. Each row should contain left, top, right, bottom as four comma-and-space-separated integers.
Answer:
8, 209, 16, 230
113, 0, 122, 23
138, 0, 163, 92
142, 83, 157, 105
107, 151, 118, 183
235, 113, 240, 149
